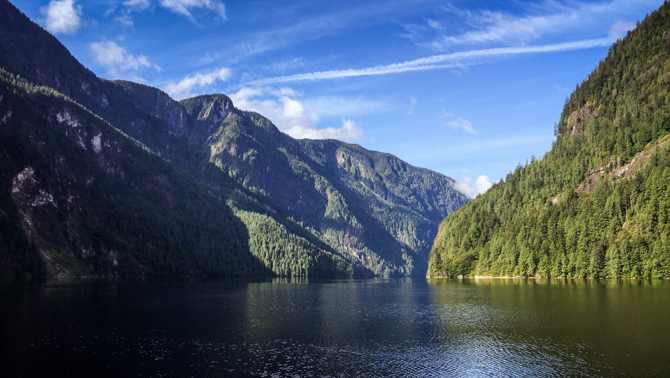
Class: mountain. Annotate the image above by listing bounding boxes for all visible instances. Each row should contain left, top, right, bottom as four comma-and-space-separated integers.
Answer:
0, 0, 467, 280
428, 2, 670, 279
0, 69, 272, 279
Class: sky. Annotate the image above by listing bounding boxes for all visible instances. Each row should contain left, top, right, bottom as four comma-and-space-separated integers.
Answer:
12, 0, 665, 197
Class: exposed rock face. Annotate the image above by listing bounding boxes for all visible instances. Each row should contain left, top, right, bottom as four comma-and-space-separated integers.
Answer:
201, 95, 233, 125
576, 134, 670, 194
568, 104, 599, 136
576, 166, 605, 193
9, 165, 92, 277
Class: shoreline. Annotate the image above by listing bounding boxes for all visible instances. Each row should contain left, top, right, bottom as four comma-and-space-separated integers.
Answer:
427, 275, 670, 280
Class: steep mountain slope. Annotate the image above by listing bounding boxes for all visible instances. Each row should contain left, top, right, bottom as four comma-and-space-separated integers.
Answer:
177, 95, 466, 276
428, 2, 670, 279
0, 0, 467, 279
0, 69, 270, 279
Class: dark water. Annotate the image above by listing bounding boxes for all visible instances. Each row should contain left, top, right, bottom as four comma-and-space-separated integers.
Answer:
2, 278, 670, 377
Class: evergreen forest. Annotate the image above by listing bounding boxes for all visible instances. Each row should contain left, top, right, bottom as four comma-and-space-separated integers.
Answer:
429, 2, 670, 279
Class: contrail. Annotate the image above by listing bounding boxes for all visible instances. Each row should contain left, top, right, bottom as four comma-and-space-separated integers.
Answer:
251, 38, 611, 85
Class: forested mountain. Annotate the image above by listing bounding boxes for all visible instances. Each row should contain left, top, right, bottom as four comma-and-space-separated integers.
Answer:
429, 2, 670, 279
0, 0, 467, 280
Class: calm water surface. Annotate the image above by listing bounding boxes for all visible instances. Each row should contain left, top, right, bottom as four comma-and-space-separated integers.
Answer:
2, 278, 669, 377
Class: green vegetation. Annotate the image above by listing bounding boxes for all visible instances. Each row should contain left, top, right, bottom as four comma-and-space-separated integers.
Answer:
235, 209, 362, 277
0, 0, 467, 279
428, 3, 670, 279
179, 95, 467, 277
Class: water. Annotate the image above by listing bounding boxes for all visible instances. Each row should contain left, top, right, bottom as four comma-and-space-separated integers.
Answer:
2, 278, 669, 377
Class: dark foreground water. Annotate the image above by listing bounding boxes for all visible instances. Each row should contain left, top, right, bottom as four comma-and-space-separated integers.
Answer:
2, 278, 670, 377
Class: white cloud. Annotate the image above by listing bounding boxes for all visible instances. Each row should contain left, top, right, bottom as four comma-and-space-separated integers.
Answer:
609, 21, 636, 41
252, 38, 610, 85
90, 41, 159, 79
454, 175, 492, 198
230, 86, 318, 135
443, 110, 476, 134
287, 119, 365, 141
229, 87, 366, 142
163, 68, 231, 99
448, 118, 476, 134
41, 0, 81, 35
159, 0, 226, 23
476, 175, 493, 193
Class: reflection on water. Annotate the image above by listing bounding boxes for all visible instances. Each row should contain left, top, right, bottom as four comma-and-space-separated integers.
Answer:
427, 279, 670, 376
1, 278, 669, 377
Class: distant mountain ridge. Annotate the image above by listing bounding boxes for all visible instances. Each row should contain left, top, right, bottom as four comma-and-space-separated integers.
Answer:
428, 2, 670, 279
0, 0, 467, 279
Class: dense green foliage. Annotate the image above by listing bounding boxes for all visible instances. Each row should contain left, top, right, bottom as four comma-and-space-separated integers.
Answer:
235, 210, 360, 277
429, 2, 670, 279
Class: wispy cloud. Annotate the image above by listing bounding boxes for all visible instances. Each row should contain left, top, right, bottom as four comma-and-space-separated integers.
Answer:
252, 38, 610, 85
407, 97, 417, 115
114, 13, 135, 26
112, 0, 226, 26
206, 0, 429, 63
417, 5, 572, 49
455, 175, 493, 198
90, 40, 160, 80
609, 20, 636, 41
404, 0, 658, 51
159, 0, 226, 24
443, 109, 476, 133
163, 67, 231, 99
41, 0, 81, 35
105, 0, 150, 27
123, 0, 150, 11
448, 118, 476, 134
229, 87, 367, 142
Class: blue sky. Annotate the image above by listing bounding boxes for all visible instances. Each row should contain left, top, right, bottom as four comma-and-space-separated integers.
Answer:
13, 0, 664, 196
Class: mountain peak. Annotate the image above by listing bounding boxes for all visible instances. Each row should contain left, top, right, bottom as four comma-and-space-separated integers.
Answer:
180, 94, 233, 120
